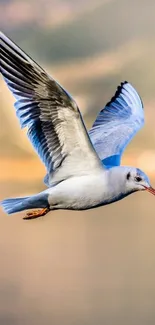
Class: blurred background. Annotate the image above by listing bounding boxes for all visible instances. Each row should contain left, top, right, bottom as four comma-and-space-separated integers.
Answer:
0, 0, 155, 324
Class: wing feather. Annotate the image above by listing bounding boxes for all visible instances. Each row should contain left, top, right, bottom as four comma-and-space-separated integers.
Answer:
89, 81, 144, 167
0, 32, 102, 186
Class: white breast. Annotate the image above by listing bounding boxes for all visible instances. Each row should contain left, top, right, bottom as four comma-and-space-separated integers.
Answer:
47, 171, 110, 210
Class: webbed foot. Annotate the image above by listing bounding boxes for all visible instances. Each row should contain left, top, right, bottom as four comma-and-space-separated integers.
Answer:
23, 207, 49, 220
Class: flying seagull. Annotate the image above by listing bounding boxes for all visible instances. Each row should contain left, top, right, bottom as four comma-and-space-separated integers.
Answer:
0, 32, 155, 219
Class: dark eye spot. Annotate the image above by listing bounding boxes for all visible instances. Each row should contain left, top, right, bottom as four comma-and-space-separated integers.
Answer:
127, 172, 131, 180
135, 176, 142, 182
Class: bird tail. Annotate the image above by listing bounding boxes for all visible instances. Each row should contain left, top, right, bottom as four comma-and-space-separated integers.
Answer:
1, 193, 49, 215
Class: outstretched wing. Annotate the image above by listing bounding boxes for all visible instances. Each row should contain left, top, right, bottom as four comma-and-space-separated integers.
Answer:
0, 32, 102, 186
89, 81, 144, 167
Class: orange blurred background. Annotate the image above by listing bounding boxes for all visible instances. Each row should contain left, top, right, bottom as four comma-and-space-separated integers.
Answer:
0, 1, 155, 324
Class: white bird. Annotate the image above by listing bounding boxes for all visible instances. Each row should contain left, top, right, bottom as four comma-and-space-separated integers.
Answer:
0, 31, 154, 219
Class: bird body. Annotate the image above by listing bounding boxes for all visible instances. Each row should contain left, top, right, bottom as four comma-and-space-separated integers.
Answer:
46, 166, 139, 210
46, 167, 128, 210
0, 31, 154, 219
47, 170, 109, 210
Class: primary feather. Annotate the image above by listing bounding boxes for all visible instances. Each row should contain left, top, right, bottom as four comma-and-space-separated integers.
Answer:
89, 81, 144, 167
0, 31, 102, 187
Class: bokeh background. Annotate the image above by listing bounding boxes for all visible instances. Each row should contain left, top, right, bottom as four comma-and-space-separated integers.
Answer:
0, 0, 155, 324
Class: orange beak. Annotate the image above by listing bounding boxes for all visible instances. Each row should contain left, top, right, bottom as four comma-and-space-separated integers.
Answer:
145, 186, 155, 195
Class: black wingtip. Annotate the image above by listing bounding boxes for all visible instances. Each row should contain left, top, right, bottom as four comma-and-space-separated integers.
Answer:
106, 81, 129, 107
121, 80, 128, 85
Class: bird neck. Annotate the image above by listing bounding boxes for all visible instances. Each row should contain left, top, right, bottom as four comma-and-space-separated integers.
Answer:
106, 166, 135, 201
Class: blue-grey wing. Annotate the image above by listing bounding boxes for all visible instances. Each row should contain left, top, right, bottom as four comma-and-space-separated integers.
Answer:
89, 81, 144, 167
0, 32, 102, 187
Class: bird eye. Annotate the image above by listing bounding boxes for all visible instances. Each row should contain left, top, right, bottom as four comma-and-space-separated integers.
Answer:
135, 176, 142, 182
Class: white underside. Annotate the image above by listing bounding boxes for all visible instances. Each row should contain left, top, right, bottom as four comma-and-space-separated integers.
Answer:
46, 169, 115, 210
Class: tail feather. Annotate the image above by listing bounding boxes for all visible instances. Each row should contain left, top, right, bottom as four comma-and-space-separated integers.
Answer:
1, 197, 32, 214
1, 194, 49, 215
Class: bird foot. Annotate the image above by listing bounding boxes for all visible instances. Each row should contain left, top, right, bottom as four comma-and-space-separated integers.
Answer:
23, 207, 49, 220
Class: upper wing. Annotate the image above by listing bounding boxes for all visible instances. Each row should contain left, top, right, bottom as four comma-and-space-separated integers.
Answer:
89, 81, 144, 167
0, 32, 102, 186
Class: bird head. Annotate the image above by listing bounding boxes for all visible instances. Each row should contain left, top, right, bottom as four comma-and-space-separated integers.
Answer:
125, 167, 155, 195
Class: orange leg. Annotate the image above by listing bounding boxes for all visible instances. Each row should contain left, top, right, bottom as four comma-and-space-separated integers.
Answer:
23, 207, 50, 220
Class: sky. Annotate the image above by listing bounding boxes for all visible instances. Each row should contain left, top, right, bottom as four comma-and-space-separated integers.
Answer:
0, 2, 155, 325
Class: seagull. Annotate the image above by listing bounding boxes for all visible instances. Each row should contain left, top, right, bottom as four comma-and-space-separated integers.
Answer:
0, 31, 155, 219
